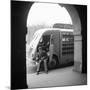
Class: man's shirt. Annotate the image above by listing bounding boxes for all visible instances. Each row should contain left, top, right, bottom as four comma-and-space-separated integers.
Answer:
34, 50, 48, 62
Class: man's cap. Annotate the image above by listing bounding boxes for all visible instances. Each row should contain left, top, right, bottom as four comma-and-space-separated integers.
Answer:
38, 46, 42, 49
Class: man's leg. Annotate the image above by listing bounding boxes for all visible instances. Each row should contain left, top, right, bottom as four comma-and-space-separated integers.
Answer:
36, 60, 42, 75
44, 59, 48, 74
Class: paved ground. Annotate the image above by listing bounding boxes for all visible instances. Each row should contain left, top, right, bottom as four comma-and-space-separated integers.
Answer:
27, 66, 87, 89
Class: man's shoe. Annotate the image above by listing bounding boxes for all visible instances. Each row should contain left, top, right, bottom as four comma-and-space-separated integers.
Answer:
45, 71, 48, 74
36, 71, 39, 75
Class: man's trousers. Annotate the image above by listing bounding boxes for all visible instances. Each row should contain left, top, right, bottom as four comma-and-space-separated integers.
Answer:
37, 59, 48, 73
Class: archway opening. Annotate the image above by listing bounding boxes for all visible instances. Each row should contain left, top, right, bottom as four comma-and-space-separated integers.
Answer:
26, 2, 73, 44
25, 2, 87, 89
11, 1, 86, 88
26, 2, 75, 74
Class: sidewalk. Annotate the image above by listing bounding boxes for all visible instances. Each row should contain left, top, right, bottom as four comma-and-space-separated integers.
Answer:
27, 66, 87, 88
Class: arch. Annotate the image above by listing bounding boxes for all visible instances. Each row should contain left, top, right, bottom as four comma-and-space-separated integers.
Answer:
26, 3, 73, 44
26, 3, 82, 74
26, 3, 81, 35
27, 3, 73, 27
11, 1, 86, 89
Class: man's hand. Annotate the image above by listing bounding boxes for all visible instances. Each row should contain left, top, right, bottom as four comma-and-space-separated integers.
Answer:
47, 52, 50, 56
41, 57, 45, 60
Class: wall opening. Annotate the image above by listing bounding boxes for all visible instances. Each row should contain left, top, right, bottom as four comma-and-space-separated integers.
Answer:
11, 1, 87, 89
26, 3, 73, 44
26, 2, 76, 74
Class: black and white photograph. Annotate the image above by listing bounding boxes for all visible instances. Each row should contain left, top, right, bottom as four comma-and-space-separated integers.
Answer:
11, 0, 87, 89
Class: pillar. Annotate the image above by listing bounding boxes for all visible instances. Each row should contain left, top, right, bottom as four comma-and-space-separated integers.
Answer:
73, 34, 82, 72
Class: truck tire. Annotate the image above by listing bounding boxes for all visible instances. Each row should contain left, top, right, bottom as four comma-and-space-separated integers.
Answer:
48, 55, 58, 69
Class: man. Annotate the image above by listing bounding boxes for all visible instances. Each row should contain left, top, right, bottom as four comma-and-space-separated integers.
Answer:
34, 47, 48, 75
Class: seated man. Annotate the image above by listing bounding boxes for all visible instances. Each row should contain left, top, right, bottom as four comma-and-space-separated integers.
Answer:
33, 47, 48, 75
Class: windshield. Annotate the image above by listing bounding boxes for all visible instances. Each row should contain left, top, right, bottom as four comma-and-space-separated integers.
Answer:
28, 30, 44, 59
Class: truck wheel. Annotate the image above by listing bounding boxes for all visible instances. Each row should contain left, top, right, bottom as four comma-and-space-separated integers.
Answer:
48, 55, 57, 69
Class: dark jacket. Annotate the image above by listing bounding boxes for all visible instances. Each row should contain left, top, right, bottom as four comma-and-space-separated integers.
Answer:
33, 50, 48, 62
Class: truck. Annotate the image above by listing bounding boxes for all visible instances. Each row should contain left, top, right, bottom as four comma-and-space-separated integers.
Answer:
27, 28, 74, 70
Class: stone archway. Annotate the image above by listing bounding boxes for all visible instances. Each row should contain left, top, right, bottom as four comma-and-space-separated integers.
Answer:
26, 3, 82, 73
11, 1, 86, 89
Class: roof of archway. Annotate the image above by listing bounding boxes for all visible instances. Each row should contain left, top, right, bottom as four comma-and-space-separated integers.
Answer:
27, 3, 73, 27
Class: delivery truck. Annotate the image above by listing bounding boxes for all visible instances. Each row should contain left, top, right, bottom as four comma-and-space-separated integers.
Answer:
27, 28, 74, 69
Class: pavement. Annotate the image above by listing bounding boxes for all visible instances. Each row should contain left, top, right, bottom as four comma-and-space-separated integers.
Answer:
27, 66, 87, 89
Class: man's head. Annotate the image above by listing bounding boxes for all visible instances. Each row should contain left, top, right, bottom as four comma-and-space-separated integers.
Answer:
38, 47, 43, 53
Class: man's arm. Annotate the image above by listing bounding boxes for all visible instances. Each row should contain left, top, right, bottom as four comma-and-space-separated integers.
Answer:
32, 53, 39, 61
41, 51, 48, 60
